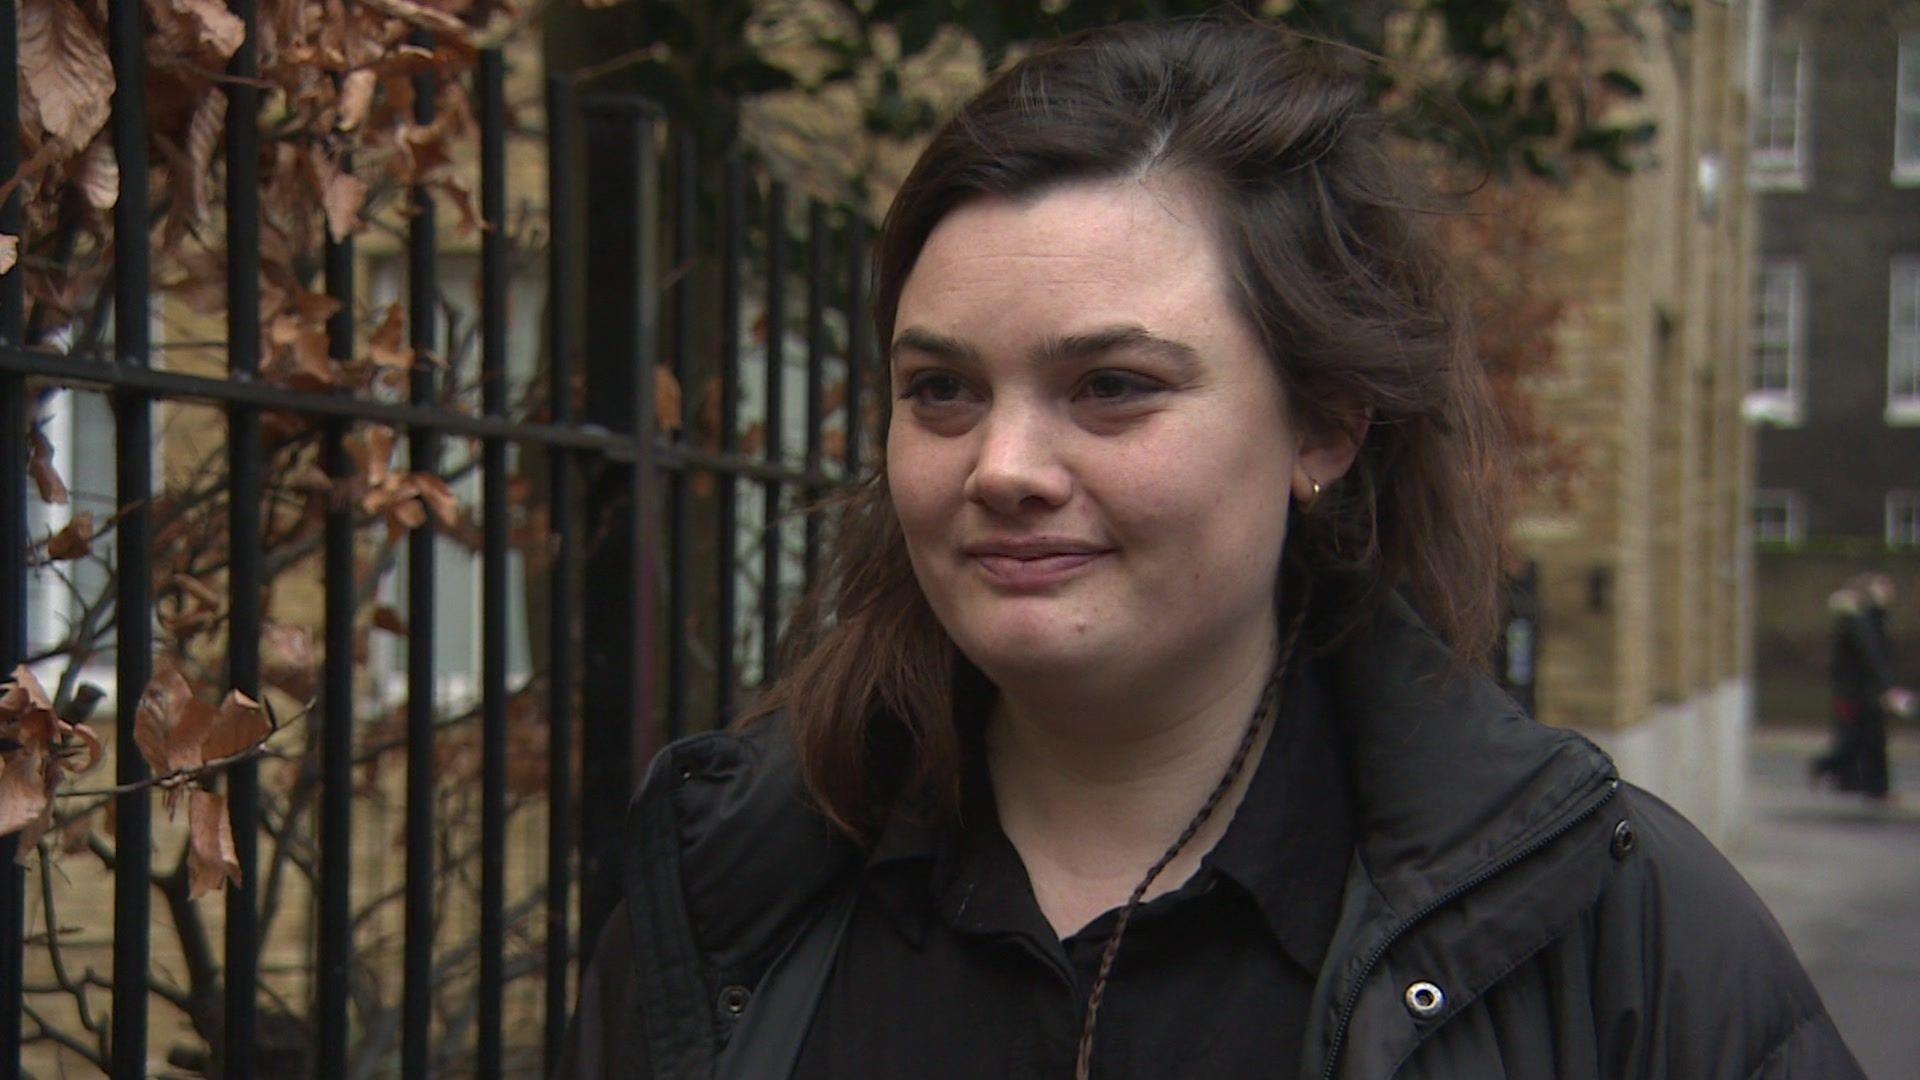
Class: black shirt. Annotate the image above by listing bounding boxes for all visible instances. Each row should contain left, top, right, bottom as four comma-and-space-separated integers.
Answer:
793, 667, 1354, 1079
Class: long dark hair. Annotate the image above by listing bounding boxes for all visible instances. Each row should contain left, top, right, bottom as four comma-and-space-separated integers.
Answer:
748, 14, 1512, 843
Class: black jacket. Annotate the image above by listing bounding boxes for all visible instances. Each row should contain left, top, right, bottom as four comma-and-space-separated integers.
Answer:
1831, 605, 1894, 705
561, 597, 1863, 1078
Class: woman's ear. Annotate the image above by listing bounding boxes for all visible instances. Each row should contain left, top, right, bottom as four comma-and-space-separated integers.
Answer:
1291, 413, 1367, 502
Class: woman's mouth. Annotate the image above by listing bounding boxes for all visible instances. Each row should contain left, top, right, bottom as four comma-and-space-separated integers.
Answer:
962, 540, 1110, 589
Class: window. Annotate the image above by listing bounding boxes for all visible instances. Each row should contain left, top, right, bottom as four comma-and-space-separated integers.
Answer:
1896, 36, 1920, 183
1752, 490, 1805, 544
1751, 40, 1808, 188
367, 256, 542, 705
1891, 256, 1920, 422
1744, 259, 1805, 423
1889, 491, 1920, 547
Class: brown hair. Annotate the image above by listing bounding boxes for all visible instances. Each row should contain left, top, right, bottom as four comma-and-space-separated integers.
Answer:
748, 15, 1512, 842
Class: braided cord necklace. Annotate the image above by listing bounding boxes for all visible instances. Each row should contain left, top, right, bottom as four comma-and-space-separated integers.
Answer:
1072, 595, 1310, 1080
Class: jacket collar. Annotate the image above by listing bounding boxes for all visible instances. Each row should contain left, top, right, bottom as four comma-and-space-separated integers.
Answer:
1300, 593, 1620, 1080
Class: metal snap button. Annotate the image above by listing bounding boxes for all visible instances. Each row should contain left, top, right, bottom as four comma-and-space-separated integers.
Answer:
1404, 981, 1445, 1019
1610, 820, 1637, 860
719, 984, 751, 1016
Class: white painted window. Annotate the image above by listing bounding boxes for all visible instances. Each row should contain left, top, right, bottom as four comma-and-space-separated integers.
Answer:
1890, 256, 1920, 422
1889, 491, 1920, 547
1896, 36, 1920, 183
1753, 489, 1805, 544
367, 256, 540, 707
1744, 259, 1805, 424
1751, 40, 1808, 188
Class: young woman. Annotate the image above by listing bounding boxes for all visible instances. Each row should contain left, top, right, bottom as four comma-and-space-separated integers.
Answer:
564, 16, 1861, 1079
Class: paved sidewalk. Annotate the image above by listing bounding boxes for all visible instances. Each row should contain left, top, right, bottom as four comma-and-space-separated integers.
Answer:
1728, 728, 1920, 1079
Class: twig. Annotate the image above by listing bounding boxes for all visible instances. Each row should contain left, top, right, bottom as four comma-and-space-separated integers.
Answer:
55, 736, 281, 799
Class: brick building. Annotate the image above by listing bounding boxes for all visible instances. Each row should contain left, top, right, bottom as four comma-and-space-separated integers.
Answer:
1745, 0, 1920, 720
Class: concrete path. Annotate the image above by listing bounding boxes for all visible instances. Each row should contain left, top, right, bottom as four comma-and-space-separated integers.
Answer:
1730, 728, 1920, 1080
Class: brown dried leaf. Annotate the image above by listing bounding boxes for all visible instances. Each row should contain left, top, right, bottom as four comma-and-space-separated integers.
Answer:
262, 623, 317, 701
0, 235, 16, 276
0, 752, 52, 844
371, 605, 409, 637
19, 0, 114, 150
655, 365, 682, 433
133, 662, 196, 778
27, 429, 68, 505
148, 0, 246, 68
358, 0, 468, 38
187, 789, 241, 897
324, 170, 367, 243
74, 138, 117, 211
0, 665, 55, 720
337, 68, 377, 131
346, 425, 396, 486
202, 689, 271, 762
369, 303, 412, 370
410, 473, 459, 530
46, 511, 93, 560
179, 93, 227, 229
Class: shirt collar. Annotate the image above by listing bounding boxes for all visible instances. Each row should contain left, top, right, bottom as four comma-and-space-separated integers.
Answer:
863, 655, 1354, 973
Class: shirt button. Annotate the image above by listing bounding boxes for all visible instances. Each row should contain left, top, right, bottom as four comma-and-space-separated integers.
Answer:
1610, 820, 1637, 860
719, 984, 752, 1016
1404, 980, 1445, 1019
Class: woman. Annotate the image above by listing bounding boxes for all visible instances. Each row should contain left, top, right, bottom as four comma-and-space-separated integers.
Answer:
1812, 574, 1903, 799
564, 17, 1860, 1078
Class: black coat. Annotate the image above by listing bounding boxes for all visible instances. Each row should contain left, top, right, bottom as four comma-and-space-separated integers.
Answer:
1830, 605, 1894, 705
561, 597, 1862, 1078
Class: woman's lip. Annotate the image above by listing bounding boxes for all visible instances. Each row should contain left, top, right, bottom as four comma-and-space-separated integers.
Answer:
969, 551, 1106, 588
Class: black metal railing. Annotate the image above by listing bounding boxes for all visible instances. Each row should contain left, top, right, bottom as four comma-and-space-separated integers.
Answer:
1, 2, 872, 1073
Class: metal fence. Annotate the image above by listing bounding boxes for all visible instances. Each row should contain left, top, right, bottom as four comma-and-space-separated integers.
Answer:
0, 1, 869, 1074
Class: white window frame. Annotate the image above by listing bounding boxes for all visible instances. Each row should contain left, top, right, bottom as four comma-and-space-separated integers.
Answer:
1889, 491, 1920, 547
1744, 259, 1806, 425
1752, 489, 1805, 545
366, 256, 539, 709
1895, 35, 1920, 185
1890, 256, 1920, 423
1751, 39, 1809, 190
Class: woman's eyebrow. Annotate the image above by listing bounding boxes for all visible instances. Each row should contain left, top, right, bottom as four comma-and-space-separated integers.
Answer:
890, 324, 1203, 376
1041, 325, 1202, 376
889, 328, 981, 365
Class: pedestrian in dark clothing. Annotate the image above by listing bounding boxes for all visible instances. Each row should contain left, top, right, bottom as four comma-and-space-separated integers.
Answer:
1812, 575, 1902, 798
563, 15, 1861, 1078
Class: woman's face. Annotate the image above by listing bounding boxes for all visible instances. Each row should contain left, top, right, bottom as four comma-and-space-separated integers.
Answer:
886, 178, 1345, 690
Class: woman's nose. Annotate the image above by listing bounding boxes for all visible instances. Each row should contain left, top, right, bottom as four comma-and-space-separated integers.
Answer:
963, 406, 1073, 515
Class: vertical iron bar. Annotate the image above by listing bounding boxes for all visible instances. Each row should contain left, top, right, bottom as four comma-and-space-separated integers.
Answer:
316, 228, 355, 1079
576, 94, 658, 974
403, 40, 440, 1079
666, 133, 695, 742
108, 0, 154, 1071
222, 0, 263, 1073
759, 183, 785, 682
803, 201, 828, 582
716, 160, 743, 716
477, 44, 509, 1080
543, 73, 577, 1075
844, 217, 867, 480
0, 1, 27, 1075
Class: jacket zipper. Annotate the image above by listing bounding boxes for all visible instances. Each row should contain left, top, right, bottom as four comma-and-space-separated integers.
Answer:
1318, 777, 1622, 1080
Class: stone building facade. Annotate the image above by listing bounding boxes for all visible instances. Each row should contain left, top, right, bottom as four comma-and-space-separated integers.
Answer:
1514, 0, 1758, 844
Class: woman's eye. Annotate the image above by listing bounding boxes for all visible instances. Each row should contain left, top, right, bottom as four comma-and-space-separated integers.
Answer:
901, 372, 972, 406
1079, 371, 1161, 403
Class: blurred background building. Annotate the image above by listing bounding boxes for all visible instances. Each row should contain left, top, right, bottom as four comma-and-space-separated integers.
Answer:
1746, 0, 1920, 722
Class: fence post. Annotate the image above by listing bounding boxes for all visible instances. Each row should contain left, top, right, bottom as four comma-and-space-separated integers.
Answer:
577, 93, 661, 964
